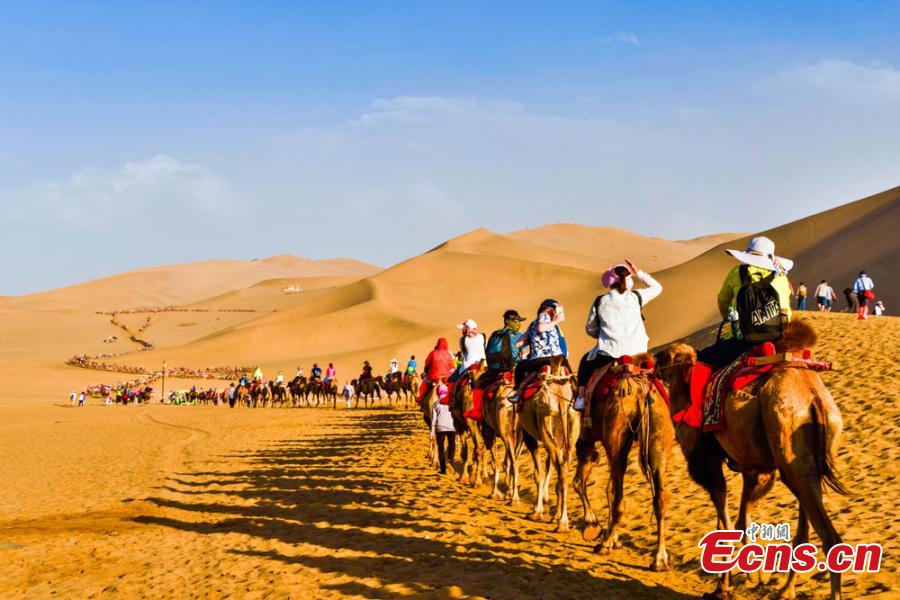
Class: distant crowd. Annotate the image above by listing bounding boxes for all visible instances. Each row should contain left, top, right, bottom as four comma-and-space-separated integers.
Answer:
794, 270, 884, 318
96, 306, 260, 316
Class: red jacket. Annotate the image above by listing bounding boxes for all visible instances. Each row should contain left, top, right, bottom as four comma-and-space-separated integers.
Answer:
424, 338, 454, 382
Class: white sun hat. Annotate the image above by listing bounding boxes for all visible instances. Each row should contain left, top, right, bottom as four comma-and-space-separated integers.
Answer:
457, 318, 478, 330
725, 236, 793, 273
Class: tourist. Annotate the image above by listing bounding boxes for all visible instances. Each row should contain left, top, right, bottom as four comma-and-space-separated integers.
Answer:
510, 299, 569, 401
342, 381, 354, 408
843, 287, 858, 314
814, 280, 836, 312
853, 270, 875, 320
430, 382, 456, 474
795, 282, 808, 310
575, 258, 662, 415
874, 300, 886, 316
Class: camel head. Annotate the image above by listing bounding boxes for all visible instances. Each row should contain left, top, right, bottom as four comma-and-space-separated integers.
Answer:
653, 343, 696, 403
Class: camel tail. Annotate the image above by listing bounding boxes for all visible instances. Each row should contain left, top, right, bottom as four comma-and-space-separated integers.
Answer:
809, 393, 851, 496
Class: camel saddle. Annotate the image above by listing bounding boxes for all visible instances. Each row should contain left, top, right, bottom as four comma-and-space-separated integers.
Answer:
696, 344, 833, 432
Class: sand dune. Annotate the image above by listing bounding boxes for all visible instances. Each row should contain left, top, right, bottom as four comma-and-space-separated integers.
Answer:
642, 186, 900, 346
0, 187, 896, 405
4, 254, 380, 311
0, 313, 895, 598
103, 225, 735, 379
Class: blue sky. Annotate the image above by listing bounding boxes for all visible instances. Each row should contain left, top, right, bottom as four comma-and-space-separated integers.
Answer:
1, 1, 898, 294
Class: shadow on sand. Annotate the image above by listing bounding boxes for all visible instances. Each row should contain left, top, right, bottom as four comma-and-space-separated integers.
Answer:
134, 411, 694, 599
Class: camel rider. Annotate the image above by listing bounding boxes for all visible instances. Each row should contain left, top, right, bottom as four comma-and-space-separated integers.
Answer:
575, 259, 662, 414
275, 371, 285, 386
448, 319, 486, 383
404, 355, 417, 383
253, 366, 264, 382
294, 366, 303, 380
360, 360, 374, 383
689, 237, 794, 420
387, 358, 399, 383
472, 309, 527, 407
417, 338, 455, 403
324, 363, 336, 383
310, 363, 323, 384
510, 299, 570, 402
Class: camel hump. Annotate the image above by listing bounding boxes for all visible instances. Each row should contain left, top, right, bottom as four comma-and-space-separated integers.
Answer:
775, 319, 818, 353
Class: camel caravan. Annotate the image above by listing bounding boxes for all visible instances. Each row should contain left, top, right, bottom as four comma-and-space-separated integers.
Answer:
417, 240, 851, 600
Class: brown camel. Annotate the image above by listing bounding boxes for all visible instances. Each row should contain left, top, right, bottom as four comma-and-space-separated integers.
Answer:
402, 372, 421, 408
450, 364, 488, 487
653, 320, 848, 600
381, 374, 405, 406
518, 356, 581, 532
574, 355, 673, 572
482, 373, 523, 503
355, 377, 382, 407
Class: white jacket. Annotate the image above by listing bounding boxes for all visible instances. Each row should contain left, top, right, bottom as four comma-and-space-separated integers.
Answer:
585, 270, 662, 359
431, 402, 455, 434
461, 333, 486, 369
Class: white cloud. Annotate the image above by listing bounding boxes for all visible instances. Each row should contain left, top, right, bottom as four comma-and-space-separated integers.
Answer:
596, 32, 641, 45
0, 154, 232, 226
767, 60, 900, 101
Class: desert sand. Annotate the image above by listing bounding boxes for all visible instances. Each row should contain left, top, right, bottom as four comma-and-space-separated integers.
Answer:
0, 312, 896, 599
0, 188, 898, 598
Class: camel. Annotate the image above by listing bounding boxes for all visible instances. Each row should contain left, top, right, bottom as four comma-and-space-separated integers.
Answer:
381, 374, 405, 406
518, 356, 581, 532
449, 363, 488, 487
653, 320, 848, 600
403, 372, 421, 408
235, 385, 250, 408
288, 377, 310, 407
481, 373, 523, 503
321, 380, 339, 408
270, 381, 287, 407
354, 377, 382, 407
574, 355, 673, 572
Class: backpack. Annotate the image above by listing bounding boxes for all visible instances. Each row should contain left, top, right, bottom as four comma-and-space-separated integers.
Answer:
486, 329, 517, 371
736, 265, 783, 343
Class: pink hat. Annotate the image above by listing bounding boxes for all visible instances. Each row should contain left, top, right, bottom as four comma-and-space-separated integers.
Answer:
601, 264, 629, 288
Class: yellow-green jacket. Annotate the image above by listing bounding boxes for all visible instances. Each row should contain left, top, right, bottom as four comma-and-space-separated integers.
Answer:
717, 265, 792, 338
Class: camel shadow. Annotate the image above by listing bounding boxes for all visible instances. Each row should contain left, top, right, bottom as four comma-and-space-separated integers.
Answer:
134, 412, 694, 599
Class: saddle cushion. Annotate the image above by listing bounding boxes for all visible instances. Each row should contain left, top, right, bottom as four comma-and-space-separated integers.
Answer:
701, 343, 778, 431
463, 389, 484, 420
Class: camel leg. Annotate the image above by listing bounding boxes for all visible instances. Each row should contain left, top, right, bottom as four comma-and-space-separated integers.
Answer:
507, 429, 523, 505
595, 432, 633, 554
647, 415, 675, 572
574, 436, 602, 541
483, 423, 503, 499
458, 430, 471, 485
779, 463, 843, 600
523, 431, 546, 520
536, 415, 569, 532
777, 509, 809, 600
467, 419, 485, 488
688, 436, 733, 600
